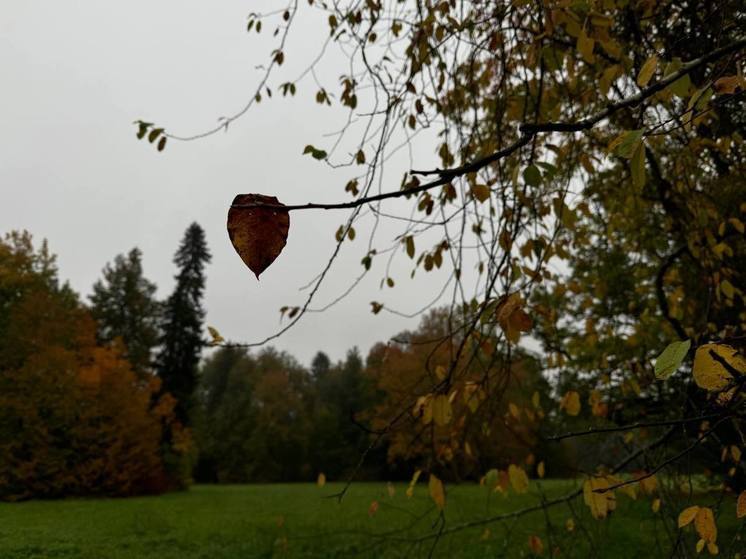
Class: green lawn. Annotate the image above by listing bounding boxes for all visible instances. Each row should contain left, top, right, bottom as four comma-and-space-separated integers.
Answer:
0, 482, 739, 558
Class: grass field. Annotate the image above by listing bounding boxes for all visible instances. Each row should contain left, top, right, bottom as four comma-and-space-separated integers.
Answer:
0, 481, 740, 558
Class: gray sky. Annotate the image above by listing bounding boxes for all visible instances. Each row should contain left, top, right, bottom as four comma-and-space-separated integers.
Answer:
1, 1, 452, 366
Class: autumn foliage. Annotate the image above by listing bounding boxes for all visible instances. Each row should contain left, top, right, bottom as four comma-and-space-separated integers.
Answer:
0, 232, 181, 500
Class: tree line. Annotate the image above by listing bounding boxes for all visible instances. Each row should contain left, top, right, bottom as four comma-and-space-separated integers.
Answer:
0, 226, 586, 499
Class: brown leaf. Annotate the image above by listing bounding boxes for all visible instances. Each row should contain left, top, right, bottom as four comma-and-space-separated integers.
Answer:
228, 194, 290, 278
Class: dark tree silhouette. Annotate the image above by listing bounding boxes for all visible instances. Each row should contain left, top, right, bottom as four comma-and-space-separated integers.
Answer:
156, 223, 211, 426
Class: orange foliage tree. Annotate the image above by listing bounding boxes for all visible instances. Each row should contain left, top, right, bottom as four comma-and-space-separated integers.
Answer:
0, 232, 178, 500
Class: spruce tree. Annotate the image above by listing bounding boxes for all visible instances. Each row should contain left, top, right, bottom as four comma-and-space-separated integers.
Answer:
89, 248, 160, 376
156, 223, 211, 426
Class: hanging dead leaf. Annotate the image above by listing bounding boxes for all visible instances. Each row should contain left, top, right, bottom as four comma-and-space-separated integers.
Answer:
317, 472, 326, 487
227, 194, 290, 278
495, 292, 533, 343
432, 394, 453, 426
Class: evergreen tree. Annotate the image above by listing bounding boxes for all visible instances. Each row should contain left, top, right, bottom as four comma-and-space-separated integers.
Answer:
156, 223, 211, 426
89, 248, 160, 376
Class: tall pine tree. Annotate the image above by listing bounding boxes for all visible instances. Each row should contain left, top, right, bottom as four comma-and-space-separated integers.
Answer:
157, 223, 211, 426
89, 248, 160, 377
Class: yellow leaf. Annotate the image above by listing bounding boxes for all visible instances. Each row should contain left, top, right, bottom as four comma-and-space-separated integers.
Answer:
207, 326, 225, 346
694, 507, 717, 543
434, 365, 447, 381
537, 461, 545, 479
696, 538, 706, 553
566, 518, 575, 532
583, 478, 615, 519
706, 541, 718, 555
720, 280, 735, 299
432, 394, 453, 426
561, 390, 581, 416
652, 498, 661, 513
406, 469, 421, 498
429, 474, 445, 510
737, 491, 746, 519
678, 505, 699, 527
693, 343, 746, 391
637, 55, 658, 86
509, 402, 520, 419
508, 464, 530, 494
317, 472, 326, 487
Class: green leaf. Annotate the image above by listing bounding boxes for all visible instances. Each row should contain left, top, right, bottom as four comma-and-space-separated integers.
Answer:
654, 339, 691, 380
636, 55, 658, 87
608, 129, 644, 159
405, 236, 415, 259
148, 128, 164, 143
631, 142, 646, 189
523, 165, 541, 186
303, 145, 327, 160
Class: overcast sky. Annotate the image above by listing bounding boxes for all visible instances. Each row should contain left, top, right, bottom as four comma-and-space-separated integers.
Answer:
1, 1, 454, 366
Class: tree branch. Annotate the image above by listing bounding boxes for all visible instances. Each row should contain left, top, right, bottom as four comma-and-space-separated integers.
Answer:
231, 37, 746, 213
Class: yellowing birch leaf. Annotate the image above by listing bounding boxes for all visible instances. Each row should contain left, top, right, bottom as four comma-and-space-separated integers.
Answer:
694, 507, 717, 543
693, 343, 745, 391
577, 31, 595, 63
678, 505, 700, 527
637, 55, 658, 86
508, 464, 529, 494
561, 391, 581, 416
432, 394, 453, 426
583, 477, 615, 519
737, 491, 746, 519
207, 326, 225, 346
406, 469, 421, 498
429, 474, 445, 510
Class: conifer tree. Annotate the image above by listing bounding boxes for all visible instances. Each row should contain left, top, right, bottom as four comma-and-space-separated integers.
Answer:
89, 248, 160, 376
156, 223, 211, 425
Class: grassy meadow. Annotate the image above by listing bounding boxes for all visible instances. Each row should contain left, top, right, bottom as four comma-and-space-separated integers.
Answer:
0, 481, 740, 558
